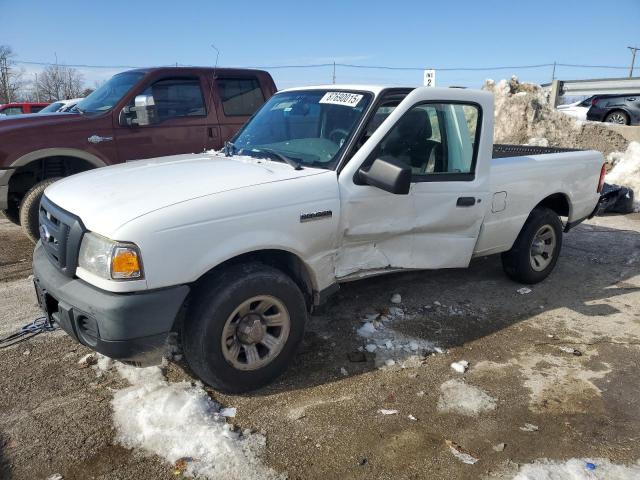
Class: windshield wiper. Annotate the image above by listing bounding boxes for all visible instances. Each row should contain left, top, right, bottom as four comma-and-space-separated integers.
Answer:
250, 148, 303, 170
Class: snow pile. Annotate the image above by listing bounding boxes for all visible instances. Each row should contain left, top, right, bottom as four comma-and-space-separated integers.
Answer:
97, 359, 282, 480
483, 76, 628, 156
512, 458, 640, 479
450, 360, 469, 373
356, 307, 439, 368
437, 379, 496, 416
606, 141, 640, 212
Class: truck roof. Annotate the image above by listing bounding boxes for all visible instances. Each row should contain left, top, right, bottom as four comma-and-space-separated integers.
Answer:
278, 84, 475, 95
279, 84, 397, 95
124, 66, 272, 76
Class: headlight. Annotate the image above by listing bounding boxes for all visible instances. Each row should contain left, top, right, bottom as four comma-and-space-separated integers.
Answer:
78, 232, 144, 280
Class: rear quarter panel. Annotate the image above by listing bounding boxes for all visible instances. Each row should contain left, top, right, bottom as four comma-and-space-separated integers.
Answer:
474, 150, 603, 256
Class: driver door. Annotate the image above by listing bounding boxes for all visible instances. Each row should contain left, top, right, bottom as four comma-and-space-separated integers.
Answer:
115, 76, 209, 161
335, 88, 492, 278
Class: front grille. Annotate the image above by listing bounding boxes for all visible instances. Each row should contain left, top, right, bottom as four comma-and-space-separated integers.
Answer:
39, 196, 85, 277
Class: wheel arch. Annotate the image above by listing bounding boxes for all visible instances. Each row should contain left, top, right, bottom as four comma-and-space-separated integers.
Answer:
192, 248, 317, 310
534, 192, 571, 218
10, 148, 108, 170
6, 149, 108, 206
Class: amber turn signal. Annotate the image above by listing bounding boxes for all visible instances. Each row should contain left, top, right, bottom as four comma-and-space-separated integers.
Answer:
111, 247, 143, 279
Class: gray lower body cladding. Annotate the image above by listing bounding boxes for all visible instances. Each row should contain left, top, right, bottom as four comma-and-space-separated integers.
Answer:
33, 243, 189, 364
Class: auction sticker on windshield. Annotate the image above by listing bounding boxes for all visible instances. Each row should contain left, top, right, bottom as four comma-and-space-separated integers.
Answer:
319, 92, 364, 107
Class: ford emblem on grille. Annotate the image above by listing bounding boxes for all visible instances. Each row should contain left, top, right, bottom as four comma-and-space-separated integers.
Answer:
40, 224, 52, 243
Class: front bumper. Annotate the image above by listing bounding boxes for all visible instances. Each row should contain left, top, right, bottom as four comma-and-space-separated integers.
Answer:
33, 243, 189, 364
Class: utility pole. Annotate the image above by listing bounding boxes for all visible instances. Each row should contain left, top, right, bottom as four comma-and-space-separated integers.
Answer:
629, 47, 639, 77
332, 61, 336, 84
551, 61, 557, 82
34, 73, 40, 102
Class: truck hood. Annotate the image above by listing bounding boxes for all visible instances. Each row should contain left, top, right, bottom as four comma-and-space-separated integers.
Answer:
0, 111, 82, 132
44, 152, 330, 235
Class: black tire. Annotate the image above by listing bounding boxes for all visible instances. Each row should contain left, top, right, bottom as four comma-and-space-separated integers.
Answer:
182, 262, 307, 393
604, 110, 630, 125
501, 207, 563, 284
1, 205, 19, 225
19, 178, 61, 243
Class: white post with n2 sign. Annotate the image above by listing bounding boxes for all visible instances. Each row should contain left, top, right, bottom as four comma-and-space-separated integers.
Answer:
423, 69, 436, 87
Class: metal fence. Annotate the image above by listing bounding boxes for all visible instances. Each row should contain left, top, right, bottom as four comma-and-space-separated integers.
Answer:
548, 77, 640, 106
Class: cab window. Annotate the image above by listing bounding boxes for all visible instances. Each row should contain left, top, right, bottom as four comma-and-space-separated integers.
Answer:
137, 77, 206, 122
216, 77, 265, 116
372, 102, 480, 180
2, 106, 23, 115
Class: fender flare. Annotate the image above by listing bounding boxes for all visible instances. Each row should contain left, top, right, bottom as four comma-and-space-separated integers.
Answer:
10, 148, 109, 169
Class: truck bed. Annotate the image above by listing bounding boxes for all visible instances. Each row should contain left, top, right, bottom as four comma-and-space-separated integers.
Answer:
475, 145, 603, 257
493, 144, 581, 159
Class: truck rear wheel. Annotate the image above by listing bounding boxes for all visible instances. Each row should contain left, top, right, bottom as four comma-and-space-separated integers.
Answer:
182, 263, 307, 393
19, 178, 61, 243
501, 207, 563, 284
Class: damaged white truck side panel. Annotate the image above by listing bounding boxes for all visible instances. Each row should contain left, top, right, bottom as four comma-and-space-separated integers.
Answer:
336, 88, 495, 278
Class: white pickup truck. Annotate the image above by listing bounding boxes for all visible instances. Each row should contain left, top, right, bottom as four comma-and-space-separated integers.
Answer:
33, 85, 606, 392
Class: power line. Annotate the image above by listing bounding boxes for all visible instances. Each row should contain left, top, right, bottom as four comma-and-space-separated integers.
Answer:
16, 59, 144, 69
13, 58, 632, 72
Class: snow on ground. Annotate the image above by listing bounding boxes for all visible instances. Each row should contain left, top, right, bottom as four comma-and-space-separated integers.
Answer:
355, 305, 440, 368
94, 357, 283, 480
437, 379, 496, 416
512, 458, 640, 479
606, 141, 640, 212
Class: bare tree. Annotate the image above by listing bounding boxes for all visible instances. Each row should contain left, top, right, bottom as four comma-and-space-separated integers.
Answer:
0, 45, 24, 103
36, 64, 85, 101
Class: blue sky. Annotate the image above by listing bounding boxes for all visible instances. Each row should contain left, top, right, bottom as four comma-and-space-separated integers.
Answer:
3, 0, 640, 90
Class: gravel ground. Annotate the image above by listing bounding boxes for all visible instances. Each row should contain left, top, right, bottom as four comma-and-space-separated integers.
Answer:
1, 212, 639, 479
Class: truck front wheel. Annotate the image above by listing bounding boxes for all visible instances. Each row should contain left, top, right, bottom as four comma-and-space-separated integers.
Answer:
501, 207, 563, 284
19, 178, 61, 243
182, 263, 307, 393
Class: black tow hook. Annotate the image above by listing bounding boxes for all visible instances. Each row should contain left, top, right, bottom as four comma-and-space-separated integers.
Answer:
0, 316, 58, 349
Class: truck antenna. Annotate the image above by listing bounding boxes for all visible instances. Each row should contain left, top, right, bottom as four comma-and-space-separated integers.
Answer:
207, 43, 222, 153
211, 43, 221, 76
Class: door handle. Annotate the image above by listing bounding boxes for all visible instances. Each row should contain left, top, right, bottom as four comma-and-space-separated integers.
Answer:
456, 197, 476, 207
626, 98, 636, 101
208, 127, 218, 138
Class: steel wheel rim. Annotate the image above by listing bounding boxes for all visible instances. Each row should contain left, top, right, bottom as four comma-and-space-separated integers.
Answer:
606, 113, 626, 124
221, 295, 291, 371
530, 225, 556, 272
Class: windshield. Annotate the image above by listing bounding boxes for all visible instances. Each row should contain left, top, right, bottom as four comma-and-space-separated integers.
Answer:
39, 102, 65, 113
74, 71, 144, 114
232, 89, 373, 169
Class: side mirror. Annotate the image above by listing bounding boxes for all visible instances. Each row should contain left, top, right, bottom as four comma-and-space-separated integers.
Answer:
120, 95, 158, 126
358, 157, 411, 195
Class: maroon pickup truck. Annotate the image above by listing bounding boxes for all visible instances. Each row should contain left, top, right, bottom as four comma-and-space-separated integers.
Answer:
0, 67, 277, 241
